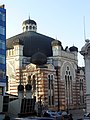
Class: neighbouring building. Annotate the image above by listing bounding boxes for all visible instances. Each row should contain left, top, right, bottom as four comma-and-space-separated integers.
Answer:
6, 17, 86, 112
0, 4, 6, 112
80, 39, 90, 113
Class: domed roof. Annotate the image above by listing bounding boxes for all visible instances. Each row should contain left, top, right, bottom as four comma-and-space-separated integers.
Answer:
18, 84, 24, 91
30, 51, 47, 65
22, 19, 36, 25
69, 46, 78, 52
80, 40, 90, 55
6, 31, 55, 57
25, 84, 32, 90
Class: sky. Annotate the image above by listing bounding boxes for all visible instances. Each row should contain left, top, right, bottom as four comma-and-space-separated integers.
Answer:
1, 0, 90, 66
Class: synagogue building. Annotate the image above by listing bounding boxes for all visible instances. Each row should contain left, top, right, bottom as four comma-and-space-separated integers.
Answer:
6, 18, 86, 111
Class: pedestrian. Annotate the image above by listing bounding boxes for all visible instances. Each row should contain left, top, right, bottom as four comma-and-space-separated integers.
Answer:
61, 115, 64, 120
68, 114, 73, 120
43, 111, 50, 117
3, 112, 10, 120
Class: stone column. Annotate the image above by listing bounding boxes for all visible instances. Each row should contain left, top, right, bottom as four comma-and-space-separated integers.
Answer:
85, 55, 90, 112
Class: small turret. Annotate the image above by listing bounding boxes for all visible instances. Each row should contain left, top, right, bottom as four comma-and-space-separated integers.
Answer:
51, 40, 62, 56
22, 17, 37, 32
69, 45, 78, 60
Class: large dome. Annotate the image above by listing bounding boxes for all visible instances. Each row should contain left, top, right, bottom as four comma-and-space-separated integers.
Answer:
6, 31, 55, 57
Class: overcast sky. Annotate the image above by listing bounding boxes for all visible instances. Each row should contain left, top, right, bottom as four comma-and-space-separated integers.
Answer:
1, 0, 90, 66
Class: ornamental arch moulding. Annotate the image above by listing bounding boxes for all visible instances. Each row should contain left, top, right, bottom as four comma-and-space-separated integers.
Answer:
47, 64, 54, 70
26, 63, 36, 71
61, 61, 75, 81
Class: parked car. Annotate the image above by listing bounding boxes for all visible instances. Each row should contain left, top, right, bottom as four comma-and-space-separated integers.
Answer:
43, 111, 62, 120
61, 111, 69, 119
12, 117, 54, 120
57, 111, 62, 116
84, 113, 90, 120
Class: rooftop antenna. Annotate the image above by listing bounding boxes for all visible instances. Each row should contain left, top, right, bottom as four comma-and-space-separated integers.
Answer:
83, 16, 86, 41
28, 14, 30, 24
29, 14, 30, 20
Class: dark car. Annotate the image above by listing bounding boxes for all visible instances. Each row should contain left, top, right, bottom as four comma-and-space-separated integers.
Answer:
84, 113, 90, 120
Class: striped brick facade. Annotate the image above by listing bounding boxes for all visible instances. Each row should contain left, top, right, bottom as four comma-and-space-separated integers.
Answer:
6, 57, 86, 111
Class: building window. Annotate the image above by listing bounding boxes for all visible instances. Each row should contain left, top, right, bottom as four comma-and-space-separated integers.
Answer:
0, 55, 5, 64
0, 40, 5, 49
49, 96, 51, 105
33, 26, 35, 30
28, 74, 36, 94
80, 79, 84, 104
48, 75, 50, 89
48, 74, 54, 106
0, 12, 5, 21
0, 69, 5, 79
48, 74, 54, 90
26, 26, 28, 30
0, 26, 5, 35
51, 74, 53, 89
0, 87, 3, 95
29, 26, 32, 29
65, 66, 73, 106
33, 75, 36, 91
28, 75, 31, 84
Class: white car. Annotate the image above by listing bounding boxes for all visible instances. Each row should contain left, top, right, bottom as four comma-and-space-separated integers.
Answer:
13, 117, 54, 120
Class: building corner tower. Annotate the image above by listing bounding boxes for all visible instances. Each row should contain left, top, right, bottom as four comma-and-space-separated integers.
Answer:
0, 4, 6, 112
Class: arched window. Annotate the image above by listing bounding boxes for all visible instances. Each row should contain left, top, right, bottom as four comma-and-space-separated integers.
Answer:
65, 66, 73, 105
28, 75, 31, 84
33, 26, 35, 30
26, 26, 28, 31
80, 79, 84, 104
32, 75, 36, 91
48, 74, 54, 106
29, 26, 32, 30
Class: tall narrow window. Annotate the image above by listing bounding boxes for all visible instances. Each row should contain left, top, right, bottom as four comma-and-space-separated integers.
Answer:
51, 74, 53, 89
65, 66, 73, 106
80, 79, 84, 104
48, 75, 50, 89
48, 74, 54, 106
33, 75, 36, 91
49, 96, 51, 105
